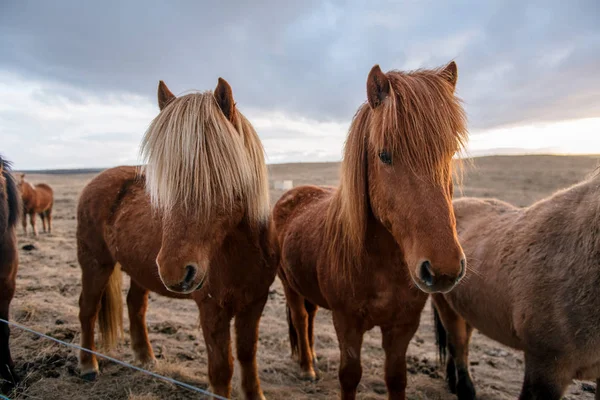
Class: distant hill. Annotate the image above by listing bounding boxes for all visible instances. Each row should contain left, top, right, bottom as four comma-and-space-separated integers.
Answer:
12, 154, 600, 175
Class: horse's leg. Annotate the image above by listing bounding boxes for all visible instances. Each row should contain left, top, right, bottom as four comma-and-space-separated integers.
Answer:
0, 281, 17, 388
380, 319, 421, 400
305, 300, 318, 362
21, 212, 27, 235
126, 280, 155, 366
234, 294, 268, 400
519, 356, 567, 400
332, 311, 365, 400
78, 259, 115, 379
46, 209, 52, 234
282, 284, 316, 380
40, 213, 47, 233
433, 295, 476, 400
29, 212, 37, 237
198, 298, 233, 399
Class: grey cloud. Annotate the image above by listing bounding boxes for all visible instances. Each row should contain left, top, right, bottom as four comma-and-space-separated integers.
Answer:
1, 0, 599, 131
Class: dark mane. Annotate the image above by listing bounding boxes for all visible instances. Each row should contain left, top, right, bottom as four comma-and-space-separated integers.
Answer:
1, 155, 21, 228
325, 65, 468, 278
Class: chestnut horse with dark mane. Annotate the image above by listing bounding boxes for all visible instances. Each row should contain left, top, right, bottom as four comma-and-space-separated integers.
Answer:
433, 171, 600, 400
274, 62, 468, 399
0, 156, 21, 392
17, 174, 53, 236
77, 78, 276, 399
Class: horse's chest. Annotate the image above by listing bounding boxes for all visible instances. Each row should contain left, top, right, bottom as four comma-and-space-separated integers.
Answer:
361, 271, 425, 324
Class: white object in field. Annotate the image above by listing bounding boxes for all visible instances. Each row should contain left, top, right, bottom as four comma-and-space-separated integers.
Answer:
270, 180, 293, 190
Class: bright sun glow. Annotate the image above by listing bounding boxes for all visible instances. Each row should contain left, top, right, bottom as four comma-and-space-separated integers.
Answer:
464, 118, 600, 157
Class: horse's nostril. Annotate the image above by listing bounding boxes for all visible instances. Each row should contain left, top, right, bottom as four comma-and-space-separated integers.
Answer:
458, 258, 466, 280
419, 260, 435, 287
183, 264, 197, 287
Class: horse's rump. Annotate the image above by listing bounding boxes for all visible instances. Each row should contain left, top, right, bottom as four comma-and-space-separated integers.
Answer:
273, 185, 334, 234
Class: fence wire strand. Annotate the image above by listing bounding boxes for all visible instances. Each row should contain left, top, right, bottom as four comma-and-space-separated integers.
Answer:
0, 317, 228, 400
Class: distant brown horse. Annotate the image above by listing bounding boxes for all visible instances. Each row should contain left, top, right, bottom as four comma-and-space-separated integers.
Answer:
274, 62, 468, 399
433, 172, 600, 400
17, 174, 53, 236
0, 156, 21, 392
77, 78, 276, 399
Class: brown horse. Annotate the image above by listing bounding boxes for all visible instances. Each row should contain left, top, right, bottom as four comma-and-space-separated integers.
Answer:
17, 174, 53, 236
274, 62, 468, 399
0, 156, 21, 392
77, 78, 276, 399
433, 171, 600, 400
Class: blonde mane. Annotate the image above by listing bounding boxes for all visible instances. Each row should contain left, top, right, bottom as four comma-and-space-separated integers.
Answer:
140, 91, 270, 225
326, 66, 468, 276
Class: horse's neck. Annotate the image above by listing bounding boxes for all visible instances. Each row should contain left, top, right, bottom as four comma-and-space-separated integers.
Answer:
25, 184, 36, 199
363, 215, 406, 268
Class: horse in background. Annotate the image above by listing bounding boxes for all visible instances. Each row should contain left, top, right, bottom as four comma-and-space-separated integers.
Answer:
0, 156, 21, 392
17, 174, 53, 236
76, 78, 277, 400
433, 171, 600, 400
274, 61, 468, 399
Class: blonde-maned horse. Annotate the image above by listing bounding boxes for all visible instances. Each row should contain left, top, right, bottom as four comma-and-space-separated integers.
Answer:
433, 170, 600, 400
17, 174, 53, 236
76, 78, 277, 399
274, 61, 468, 399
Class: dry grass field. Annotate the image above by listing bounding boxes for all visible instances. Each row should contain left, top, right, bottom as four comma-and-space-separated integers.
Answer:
4, 155, 600, 399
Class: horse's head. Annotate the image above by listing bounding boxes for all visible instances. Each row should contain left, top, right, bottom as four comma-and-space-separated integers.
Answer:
141, 79, 269, 294
17, 174, 26, 194
340, 62, 468, 294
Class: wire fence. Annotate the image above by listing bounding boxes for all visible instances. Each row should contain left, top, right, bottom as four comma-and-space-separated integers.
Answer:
0, 317, 228, 400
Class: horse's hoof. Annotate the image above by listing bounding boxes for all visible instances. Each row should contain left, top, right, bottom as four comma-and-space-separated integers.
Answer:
80, 371, 98, 382
136, 357, 158, 369
300, 369, 318, 382
456, 379, 476, 400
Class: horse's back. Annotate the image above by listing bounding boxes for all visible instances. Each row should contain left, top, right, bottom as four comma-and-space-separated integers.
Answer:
34, 183, 53, 195
274, 185, 334, 308
78, 166, 140, 219
453, 197, 517, 228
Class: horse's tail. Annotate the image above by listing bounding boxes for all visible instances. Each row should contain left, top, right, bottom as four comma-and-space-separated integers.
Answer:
98, 263, 124, 350
433, 302, 447, 365
286, 303, 299, 358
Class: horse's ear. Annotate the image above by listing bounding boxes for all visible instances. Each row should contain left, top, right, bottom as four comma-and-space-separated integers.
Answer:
20, 173, 25, 181
214, 77, 236, 122
157, 80, 176, 111
367, 64, 390, 109
440, 61, 458, 90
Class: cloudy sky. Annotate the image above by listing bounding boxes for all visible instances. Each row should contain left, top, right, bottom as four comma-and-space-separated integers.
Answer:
1, 0, 599, 170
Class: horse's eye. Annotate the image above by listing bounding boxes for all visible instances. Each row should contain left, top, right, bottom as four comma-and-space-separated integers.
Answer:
378, 151, 392, 165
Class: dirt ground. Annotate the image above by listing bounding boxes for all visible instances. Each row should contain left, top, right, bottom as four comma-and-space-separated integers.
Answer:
4, 155, 600, 400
